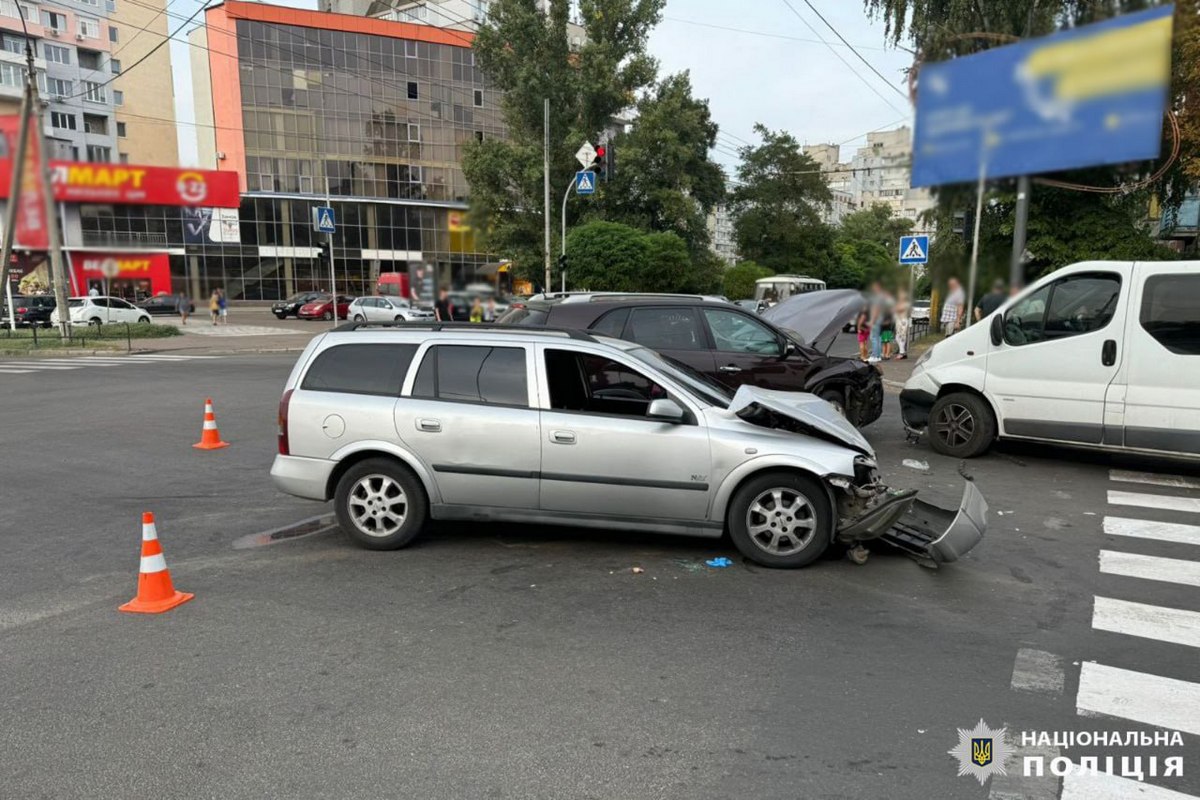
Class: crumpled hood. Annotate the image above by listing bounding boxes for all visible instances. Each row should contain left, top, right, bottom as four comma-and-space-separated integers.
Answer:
728, 385, 873, 455
761, 289, 865, 352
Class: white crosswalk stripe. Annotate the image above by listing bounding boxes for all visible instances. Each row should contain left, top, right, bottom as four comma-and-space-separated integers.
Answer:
1076, 663, 1200, 737
1108, 490, 1200, 515
1104, 517, 1200, 547
0, 354, 216, 375
1099, 551, 1200, 588
1092, 597, 1200, 649
1062, 767, 1200, 799
1111, 470, 1200, 491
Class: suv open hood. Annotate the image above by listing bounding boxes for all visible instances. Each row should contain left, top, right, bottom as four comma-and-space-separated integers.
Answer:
761, 289, 865, 352
729, 386, 872, 455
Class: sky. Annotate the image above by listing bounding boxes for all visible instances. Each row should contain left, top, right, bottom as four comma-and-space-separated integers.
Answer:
168, 0, 915, 170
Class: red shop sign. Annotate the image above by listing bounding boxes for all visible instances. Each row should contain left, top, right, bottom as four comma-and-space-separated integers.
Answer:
0, 160, 240, 208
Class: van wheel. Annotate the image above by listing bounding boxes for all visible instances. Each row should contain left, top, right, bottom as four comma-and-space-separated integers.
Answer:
727, 472, 831, 568
334, 458, 427, 551
929, 392, 995, 458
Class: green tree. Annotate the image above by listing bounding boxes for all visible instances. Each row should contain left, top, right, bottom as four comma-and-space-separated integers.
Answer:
564, 221, 649, 292
838, 203, 914, 257
465, 0, 665, 283
590, 72, 726, 257
730, 125, 836, 278
722, 261, 774, 300
640, 231, 691, 293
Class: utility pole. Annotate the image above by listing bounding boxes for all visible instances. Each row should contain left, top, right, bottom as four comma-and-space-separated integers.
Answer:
1009, 175, 1030, 289
0, 65, 31, 331
561, 179, 573, 292
543, 98, 551, 294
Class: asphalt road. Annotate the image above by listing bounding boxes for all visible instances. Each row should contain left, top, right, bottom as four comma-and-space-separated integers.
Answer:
2, 353, 1198, 799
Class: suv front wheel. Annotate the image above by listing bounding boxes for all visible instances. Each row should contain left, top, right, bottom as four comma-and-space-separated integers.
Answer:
727, 472, 832, 568
334, 458, 427, 550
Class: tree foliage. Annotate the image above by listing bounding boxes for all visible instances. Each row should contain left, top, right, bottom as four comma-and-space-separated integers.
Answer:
730, 125, 836, 279
838, 203, 914, 256
465, 0, 665, 282
590, 72, 726, 257
722, 261, 774, 300
564, 221, 716, 292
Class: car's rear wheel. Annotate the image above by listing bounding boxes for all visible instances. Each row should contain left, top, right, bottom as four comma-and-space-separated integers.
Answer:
323, 310, 333, 321
727, 472, 832, 568
929, 392, 996, 458
274, 312, 287, 320
88, 317, 102, 327
138, 316, 151, 324
353, 314, 365, 322
334, 458, 427, 551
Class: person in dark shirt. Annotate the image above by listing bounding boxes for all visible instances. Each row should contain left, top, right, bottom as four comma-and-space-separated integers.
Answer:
976, 279, 1007, 321
434, 287, 454, 322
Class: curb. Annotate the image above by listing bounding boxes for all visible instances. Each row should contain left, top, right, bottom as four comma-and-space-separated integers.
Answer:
0, 348, 126, 358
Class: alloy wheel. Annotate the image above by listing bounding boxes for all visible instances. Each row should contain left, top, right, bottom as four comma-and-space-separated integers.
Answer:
934, 403, 976, 449
347, 474, 408, 538
745, 487, 818, 556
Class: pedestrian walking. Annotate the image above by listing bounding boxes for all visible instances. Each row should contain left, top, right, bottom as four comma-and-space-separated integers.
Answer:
855, 308, 870, 362
483, 296, 497, 323
434, 287, 454, 322
208, 291, 220, 325
469, 296, 484, 323
975, 279, 1007, 321
88, 285, 99, 297
177, 291, 191, 325
941, 278, 965, 336
217, 288, 228, 325
881, 290, 896, 360
894, 290, 911, 360
867, 282, 885, 363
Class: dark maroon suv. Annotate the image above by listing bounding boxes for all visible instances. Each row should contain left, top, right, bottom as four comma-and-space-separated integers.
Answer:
498, 296, 883, 427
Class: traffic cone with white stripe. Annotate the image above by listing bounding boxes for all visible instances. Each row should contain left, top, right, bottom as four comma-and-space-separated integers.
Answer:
192, 397, 229, 450
119, 512, 193, 614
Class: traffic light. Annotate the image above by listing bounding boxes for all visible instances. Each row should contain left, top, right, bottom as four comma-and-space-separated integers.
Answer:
592, 144, 615, 181
557, 253, 568, 272
318, 240, 332, 262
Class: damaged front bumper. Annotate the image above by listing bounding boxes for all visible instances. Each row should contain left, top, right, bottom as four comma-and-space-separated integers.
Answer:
832, 479, 988, 564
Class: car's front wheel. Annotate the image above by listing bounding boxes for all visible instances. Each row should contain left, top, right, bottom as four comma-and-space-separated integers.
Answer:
323, 310, 333, 321
274, 312, 287, 320
929, 391, 996, 458
727, 472, 832, 568
334, 458, 427, 551
353, 314, 365, 322
819, 388, 846, 418
138, 316, 151, 324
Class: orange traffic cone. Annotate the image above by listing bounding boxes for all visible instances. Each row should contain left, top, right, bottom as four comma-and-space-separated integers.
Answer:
192, 397, 229, 450
119, 512, 193, 614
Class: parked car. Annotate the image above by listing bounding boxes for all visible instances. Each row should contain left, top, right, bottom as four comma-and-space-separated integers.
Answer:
348, 296, 434, 323
910, 299, 932, 321
50, 296, 152, 327
271, 325, 986, 568
1, 294, 55, 328
901, 260, 1200, 459
297, 294, 354, 321
137, 295, 194, 316
272, 292, 324, 319
497, 295, 883, 427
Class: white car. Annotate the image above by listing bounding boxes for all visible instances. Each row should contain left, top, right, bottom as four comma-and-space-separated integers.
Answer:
901, 260, 1199, 459
910, 299, 931, 321
347, 296, 434, 323
50, 296, 152, 327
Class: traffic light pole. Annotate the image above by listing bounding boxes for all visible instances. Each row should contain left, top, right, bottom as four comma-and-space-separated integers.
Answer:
560, 179, 574, 292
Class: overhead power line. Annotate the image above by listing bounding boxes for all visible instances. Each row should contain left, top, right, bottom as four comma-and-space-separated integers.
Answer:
784, 0, 907, 101
662, 16, 889, 51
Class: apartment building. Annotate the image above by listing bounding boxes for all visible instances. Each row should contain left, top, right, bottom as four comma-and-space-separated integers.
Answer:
109, 0, 177, 165
706, 204, 737, 266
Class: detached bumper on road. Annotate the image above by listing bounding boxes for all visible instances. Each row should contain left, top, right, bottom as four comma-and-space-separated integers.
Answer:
271, 454, 336, 501
882, 481, 989, 563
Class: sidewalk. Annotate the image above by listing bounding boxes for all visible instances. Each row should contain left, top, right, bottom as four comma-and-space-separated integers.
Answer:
874, 334, 942, 392
131, 308, 327, 355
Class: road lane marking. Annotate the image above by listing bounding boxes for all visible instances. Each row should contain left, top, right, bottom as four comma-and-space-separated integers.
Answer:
1108, 491, 1200, 515
1009, 648, 1065, 696
1061, 768, 1199, 800
127, 354, 200, 360
1111, 470, 1200, 491
0, 364, 79, 370
0, 368, 35, 373
1104, 517, 1200, 547
1100, 551, 1200, 588
1093, 596, 1200, 649
1076, 662, 1200, 736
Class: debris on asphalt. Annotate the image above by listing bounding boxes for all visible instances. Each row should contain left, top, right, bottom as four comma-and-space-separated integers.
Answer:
957, 461, 974, 482
631, 566, 645, 574
705, 557, 734, 568
902, 459, 930, 472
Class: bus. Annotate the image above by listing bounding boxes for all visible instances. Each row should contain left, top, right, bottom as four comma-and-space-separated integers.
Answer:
753, 275, 826, 309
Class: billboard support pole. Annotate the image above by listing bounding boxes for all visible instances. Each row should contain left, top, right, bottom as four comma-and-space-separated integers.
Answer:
966, 150, 988, 328
1010, 175, 1030, 290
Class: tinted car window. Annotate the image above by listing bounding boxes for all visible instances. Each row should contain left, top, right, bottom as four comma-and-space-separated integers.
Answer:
496, 306, 549, 326
301, 344, 417, 396
591, 307, 629, 337
1141, 274, 1200, 355
413, 345, 528, 406
702, 308, 782, 355
627, 307, 705, 350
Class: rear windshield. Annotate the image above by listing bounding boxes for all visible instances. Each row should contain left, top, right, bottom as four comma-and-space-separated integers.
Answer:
496, 307, 549, 326
301, 343, 418, 396
68, 299, 86, 307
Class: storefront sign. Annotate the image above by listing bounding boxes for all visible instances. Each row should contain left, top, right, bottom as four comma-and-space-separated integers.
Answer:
0, 157, 240, 208
68, 252, 172, 296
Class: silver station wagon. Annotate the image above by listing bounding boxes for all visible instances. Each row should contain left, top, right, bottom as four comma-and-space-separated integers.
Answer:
271, 324, 987, 568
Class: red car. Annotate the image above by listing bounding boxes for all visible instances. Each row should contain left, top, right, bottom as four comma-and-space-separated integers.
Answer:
297, 294, 354, 321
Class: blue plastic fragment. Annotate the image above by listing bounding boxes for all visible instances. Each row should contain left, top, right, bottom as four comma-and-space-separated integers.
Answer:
705, 557, 733, 568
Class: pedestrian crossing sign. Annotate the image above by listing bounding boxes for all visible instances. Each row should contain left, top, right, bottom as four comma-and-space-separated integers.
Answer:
575, 171, 596, 195
899, 235, 929, 264
312, 206, 337, 234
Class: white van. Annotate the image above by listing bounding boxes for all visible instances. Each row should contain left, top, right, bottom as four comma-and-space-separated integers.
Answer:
900, 260, 1200, 459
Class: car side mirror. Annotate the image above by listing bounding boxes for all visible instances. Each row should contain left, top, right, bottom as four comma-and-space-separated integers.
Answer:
990, 314, 1003, 346
647, 398, 685, 423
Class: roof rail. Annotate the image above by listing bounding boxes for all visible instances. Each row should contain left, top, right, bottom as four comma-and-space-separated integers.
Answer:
331, 320, 597, 342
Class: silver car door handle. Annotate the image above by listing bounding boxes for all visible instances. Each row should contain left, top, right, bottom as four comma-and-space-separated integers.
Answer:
417, 418, 442, 432
551, 430, 576, 444
719, 365, 742, 373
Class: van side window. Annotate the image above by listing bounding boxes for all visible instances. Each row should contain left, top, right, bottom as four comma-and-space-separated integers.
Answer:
411, 345, 528, 406
1003, 273, 1120, 346
1141, 274, 1200, 355
301, 344, 417, 396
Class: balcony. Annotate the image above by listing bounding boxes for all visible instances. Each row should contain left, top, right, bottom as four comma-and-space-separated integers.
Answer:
80, 230, 169, 248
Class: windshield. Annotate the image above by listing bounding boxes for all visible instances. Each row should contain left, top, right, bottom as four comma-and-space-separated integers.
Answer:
309, 295, 332, 303
624, 345, 734, 408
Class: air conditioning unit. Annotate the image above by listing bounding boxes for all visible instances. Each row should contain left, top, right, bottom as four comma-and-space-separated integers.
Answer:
215, 151, 226, 160
76, 33, 85, 40
47, 29, 59, 37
